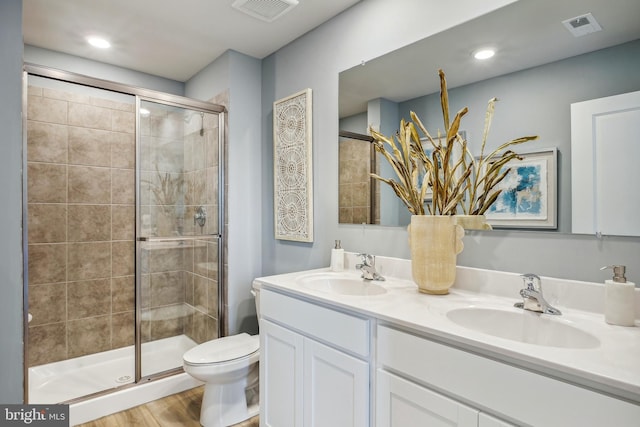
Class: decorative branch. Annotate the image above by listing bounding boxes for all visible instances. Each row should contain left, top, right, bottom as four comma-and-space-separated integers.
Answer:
369, 69, 538, 217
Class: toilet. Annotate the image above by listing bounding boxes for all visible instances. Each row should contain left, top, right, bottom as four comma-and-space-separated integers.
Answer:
183, 285, 261, 427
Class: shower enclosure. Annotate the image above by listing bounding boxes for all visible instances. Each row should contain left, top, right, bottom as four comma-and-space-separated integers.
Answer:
23, 66, 226, 404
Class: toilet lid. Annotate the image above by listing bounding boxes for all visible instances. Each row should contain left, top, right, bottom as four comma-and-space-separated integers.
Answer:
183, 333, 259, 365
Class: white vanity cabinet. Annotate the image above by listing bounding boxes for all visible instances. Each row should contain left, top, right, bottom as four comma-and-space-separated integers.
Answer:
256, 267, 640, 427
377, 361, 516, 427
259, 288, 370, 427
377, 369, 482, 427
377, 325, 640, 427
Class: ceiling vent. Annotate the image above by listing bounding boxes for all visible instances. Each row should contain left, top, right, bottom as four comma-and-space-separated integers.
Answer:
232, 0, 299, 22
562, 12, 602, 37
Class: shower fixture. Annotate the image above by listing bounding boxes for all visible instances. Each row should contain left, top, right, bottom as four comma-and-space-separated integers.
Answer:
195, 206, 207, 229
185, 111, 205, 136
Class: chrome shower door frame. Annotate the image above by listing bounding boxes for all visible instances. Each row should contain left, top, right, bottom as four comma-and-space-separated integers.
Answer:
22, 63, 227, 402
134, 95, 227, 382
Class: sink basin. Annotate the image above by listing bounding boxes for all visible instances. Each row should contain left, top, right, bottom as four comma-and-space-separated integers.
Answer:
446, 307, 600, 349
298, 273, 387, 296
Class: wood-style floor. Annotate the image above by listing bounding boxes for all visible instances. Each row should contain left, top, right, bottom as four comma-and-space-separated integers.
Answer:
74, 386, 259, 427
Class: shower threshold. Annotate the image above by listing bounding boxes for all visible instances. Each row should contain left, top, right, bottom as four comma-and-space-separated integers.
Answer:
29, 334, 197, 404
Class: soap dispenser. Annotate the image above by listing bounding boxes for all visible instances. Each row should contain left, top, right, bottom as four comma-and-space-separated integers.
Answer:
601, 265, 636, 327
330, 240, 344, 272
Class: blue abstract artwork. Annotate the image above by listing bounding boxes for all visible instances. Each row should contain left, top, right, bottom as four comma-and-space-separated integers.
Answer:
486, 158, 548, 219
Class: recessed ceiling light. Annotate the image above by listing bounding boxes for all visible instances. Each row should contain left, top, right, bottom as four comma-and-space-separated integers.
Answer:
139, 108, 151, 116
473, 49, 495, 60
87, 36, 111, 49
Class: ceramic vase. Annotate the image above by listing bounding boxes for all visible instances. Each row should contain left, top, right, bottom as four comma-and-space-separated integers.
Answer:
408, 215, 465, 294
454, 214, 492, 231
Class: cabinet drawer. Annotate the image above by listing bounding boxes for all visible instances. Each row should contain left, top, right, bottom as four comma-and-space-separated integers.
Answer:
377, 325, 640, 427
261, 289, 370, 358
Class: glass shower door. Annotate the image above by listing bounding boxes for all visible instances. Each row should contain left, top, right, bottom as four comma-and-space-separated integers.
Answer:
25, 75, 137, 403
136, 99, 222, 379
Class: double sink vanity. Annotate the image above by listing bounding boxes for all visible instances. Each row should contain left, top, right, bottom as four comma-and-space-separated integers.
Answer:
255, 253, 640, 427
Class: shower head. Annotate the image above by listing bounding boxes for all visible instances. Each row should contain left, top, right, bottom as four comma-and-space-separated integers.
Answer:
185, 111, 205, 136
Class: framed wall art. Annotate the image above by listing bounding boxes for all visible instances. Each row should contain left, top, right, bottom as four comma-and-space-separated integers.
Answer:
273, 88, 314, 242
484, 148, 558, 229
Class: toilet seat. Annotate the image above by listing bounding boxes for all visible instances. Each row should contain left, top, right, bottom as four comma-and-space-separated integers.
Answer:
183, 333, 259, 366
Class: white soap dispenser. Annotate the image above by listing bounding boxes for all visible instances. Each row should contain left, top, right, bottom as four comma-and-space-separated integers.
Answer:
330, 240, 344, 272
601, 265, 636, 327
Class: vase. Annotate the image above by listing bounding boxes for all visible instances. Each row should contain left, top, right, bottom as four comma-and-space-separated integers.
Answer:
454, 214, 492, 231
408, 215, 465, 295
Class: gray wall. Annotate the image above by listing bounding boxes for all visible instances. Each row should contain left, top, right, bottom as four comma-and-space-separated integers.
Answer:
0, 0, 25, 403
184, 51, 230, 100
24, 46, 184, 95
186, 50, 263, 336
261, 0, 640, 284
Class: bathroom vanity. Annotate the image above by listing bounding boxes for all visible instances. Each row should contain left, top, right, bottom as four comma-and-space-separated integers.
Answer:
254, 254, 640, 427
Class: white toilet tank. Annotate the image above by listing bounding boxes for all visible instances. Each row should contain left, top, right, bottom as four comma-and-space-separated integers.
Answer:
251, 281, 261, 320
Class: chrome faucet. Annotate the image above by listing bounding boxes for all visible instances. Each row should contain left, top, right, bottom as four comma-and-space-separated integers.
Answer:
514, 273, 561, 315
356, 253, 385, 281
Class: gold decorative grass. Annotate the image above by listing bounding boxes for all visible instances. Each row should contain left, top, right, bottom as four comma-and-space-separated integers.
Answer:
370, 69, 538, 216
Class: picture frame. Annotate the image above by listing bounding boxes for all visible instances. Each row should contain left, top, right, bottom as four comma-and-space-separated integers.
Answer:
273, 88, 314, 242
484, 148, 558, 229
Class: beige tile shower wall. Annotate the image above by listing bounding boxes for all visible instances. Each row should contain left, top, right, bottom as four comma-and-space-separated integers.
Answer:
184, 112, 219, 237
26, 85, 136, 366
182, 112, 220, 344
339, 139, 377, 224
138, 106, 220, 345
183, 239, 219, 344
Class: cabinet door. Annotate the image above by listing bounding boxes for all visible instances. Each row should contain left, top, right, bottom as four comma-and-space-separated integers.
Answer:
478, 413, 516, 427
304, 338, 369, 427
377, 370, 478, 427
260, 319, 304, 427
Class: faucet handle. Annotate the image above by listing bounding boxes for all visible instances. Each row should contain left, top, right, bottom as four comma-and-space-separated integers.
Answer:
356, 253, 374, 266
520, 273, 541, 291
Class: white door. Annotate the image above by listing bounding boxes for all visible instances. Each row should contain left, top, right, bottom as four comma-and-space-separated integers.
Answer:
260, 319, 304, 427
303, 338, 369, 427
377, 370, 478, 427
571, 90, 640, 236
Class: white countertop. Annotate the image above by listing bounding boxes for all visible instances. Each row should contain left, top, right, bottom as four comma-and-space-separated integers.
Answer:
254, 256, 640, 404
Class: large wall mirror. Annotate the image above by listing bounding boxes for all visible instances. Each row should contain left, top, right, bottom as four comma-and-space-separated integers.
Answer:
338, 0, 640, 236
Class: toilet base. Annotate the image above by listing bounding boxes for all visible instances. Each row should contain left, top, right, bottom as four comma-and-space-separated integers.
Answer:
199, 364, 259, 427
200, 385, 259, 427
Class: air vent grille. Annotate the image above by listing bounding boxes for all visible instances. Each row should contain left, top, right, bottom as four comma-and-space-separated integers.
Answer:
232, 0, 299, 22
562, 12, 602, 37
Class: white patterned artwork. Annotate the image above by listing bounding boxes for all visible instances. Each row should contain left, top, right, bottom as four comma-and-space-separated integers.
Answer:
273, 89, 313, 242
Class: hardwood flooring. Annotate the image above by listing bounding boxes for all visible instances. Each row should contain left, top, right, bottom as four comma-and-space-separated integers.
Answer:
74, 386, 259, 427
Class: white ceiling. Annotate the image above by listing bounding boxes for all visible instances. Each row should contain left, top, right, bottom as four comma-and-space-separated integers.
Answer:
22, 0, 361, 82
339, 0, 640, 117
